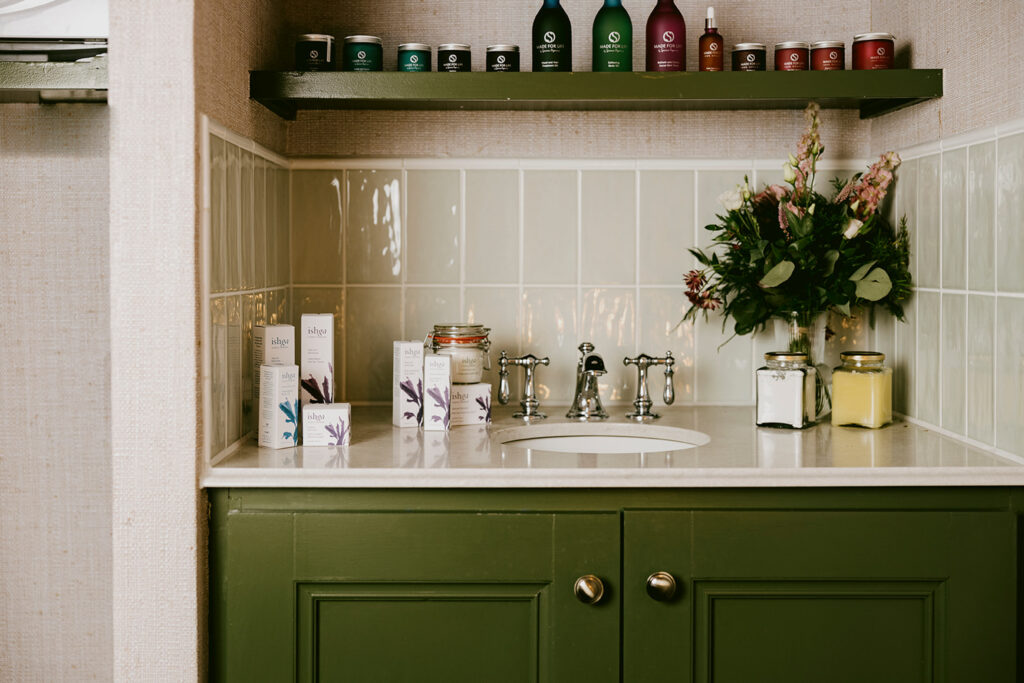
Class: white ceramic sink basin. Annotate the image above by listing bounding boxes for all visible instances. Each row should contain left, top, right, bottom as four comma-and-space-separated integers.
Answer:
496, 423, 709, 455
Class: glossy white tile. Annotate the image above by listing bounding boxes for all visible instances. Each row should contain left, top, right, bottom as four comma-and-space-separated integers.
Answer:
407, 170, 459, 284
465, 171, 518, 284
915, 155, 940, 289
941, 148, 966, 290
465, 287, 521, 402
996, 133, 1024, 292
345, 169, 402, 284
523, 171, 577, 284
995, 296, 1024, 454
253, 157, 268, 289
639, 170, 693, 285
638, 288, 695, 403
521, 287, 578, 404
915, 291, 940, 425
695, 313, 752, 403
893, 297, 915, 417
967, 141, 995, 292
210, 296, 227, 455
940, 293, 966, 435
895, 159, 918, 284
581, 171, 635, 286
240, 149, 255, 290
209, 135, 226, 293
404, 287, 459, 341
580, 287, 636, 403
242, 294, 256, 436
291, 170, 345, 284
967, 294, 994, 445
275, 166, 290, 287
225, 143, 242, 291
226, 295, 242, 445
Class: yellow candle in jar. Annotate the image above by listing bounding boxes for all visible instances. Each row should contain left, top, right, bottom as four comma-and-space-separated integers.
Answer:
831, 351, 892, 429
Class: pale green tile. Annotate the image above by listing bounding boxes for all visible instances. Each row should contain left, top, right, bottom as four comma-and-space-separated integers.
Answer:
967, 294, 994, 445
995, 296, 1024, 453
465, 170, 518, 284
210, 296, 227, 454
639, 171, 693, 285
996, 133, 1024, 292
916, 291, 940, 425
940, 293, 966, 435
226, 295, 242, 445
407, 170, 459, 284
894, 297, 915, 416
209, 135, 226, 293
405, 287, 459, 342
968, 141, 995, 291
916, 155, 940, 289
523, 171, 576, 284
291, 170, 345, 284
581, 171, 635, 286
240, 149, 255, 290
941, 148, 967, 290
346, 169, 402, 284
253, 157, 267, 289
345, 288, 401, 401
225, 143, 242, 290
275, 166, 290, 286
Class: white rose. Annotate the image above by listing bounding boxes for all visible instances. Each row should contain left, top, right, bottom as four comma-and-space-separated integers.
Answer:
843, 217, 864, 239
718, 188, 743, 211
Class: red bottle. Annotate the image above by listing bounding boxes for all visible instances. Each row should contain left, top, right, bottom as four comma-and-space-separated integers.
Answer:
698, 7, 723, 71
646, 0, 685, 71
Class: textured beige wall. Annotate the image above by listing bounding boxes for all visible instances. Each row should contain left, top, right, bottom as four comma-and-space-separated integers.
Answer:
195, 0, 287, 154
110, 1, 201, 679
870, 0, 1024, 152
281, 0, 873, 158
0, 104, 112, 679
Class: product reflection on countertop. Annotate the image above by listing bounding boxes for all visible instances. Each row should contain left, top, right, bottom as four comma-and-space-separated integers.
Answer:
212, 404, 1024, 487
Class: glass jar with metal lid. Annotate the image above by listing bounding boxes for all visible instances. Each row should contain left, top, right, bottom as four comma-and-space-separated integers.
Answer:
811, 40, 845, 70
756, 351, 816, 429
295, 34, 335, 71
438, 43, 472, 72
486, 45, 520, 72
852, 32, 894, 70
831, 351, 892, 428
774, 41, 809, 71
428, 324, 491, 384
342, 35, 383, 71
732, 43, 766, 71
398, 43, 432, 72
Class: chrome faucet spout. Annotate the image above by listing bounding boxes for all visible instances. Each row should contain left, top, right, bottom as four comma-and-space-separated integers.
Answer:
566, 342, 609, 421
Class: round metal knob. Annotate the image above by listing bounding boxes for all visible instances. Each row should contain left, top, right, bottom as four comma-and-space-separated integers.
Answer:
645, 571, 677, 601
573, 574, 605, 605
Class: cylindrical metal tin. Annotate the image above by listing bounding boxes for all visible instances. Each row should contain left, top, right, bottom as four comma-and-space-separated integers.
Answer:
295, 34, 335, 71
438, 43, 472, 72
774, 41, 809, 71
810, 41, 845, 70
852, 32, 894, 70
398, 43, 432, 72
486, 44, 520, 72
731, 43, 766, 71
342, 35, 383, 71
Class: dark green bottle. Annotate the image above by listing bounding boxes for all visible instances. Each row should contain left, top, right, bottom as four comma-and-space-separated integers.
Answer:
533, 0, 572, 71
593, 0, 633, 71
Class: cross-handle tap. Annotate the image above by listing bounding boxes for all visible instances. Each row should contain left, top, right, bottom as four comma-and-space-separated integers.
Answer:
498, 351, 550, 420
623, 351, 676, 421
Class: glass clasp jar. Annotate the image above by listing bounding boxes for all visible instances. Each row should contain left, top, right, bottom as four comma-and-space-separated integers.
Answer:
427, 323, 491, 384
830, 351, 892, 429
756, 351, 816, 429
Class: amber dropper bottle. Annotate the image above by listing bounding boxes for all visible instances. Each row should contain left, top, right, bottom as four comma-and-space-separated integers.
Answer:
699, 6, 724, 71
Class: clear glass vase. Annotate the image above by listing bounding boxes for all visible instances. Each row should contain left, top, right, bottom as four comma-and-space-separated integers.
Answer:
774, 311, 831, 419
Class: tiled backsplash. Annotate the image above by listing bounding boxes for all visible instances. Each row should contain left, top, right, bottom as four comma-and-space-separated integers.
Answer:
204, 119, 1024, 463
882, 121, 1024, 457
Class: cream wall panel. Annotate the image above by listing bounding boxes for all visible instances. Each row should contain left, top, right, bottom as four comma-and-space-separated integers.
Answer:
0, 104, 112, 681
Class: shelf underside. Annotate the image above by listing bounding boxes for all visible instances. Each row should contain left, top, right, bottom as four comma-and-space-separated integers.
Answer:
0, 60, 107, 104
251, 69, 942, 120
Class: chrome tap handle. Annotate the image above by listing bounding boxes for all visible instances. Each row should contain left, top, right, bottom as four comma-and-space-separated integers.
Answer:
498, 351, 512, 405
624, 351, 675, 421
498, 351, 550, 420
663, 351, 675, 405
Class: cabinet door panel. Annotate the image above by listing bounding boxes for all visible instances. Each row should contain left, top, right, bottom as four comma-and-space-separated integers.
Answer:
624, 510, 1015, 683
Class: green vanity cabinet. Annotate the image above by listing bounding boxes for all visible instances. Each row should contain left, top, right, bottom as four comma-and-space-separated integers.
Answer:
210, 489, 1021, 682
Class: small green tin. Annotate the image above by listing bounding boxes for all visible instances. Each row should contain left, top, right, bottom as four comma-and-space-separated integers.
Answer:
398, 43, 432, 72
343, 35, 383, 71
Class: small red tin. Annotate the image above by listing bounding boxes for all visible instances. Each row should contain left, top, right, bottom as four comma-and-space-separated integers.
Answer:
852, 32, 894, 70
810, 41, 845, 70
774, 41, 809, 71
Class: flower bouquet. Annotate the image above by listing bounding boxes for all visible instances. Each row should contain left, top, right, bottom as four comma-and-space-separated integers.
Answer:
682, 103, 912, 413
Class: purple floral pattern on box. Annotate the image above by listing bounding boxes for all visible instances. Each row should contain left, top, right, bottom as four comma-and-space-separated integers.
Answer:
325, 417, 350, 447
279, 397, 299, 445
301, 363, 334, 404
475, 395, 491, 423
400, 378, 424, 426
427, 385, 451, 429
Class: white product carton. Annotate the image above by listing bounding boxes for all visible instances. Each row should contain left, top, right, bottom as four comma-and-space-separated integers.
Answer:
302, 403, 352, 447
450, 383, 492, 426
300, 314, 334, 405
253, 324, 294, 399
258, 365, 299, 449
393, 341, 424, 428
423, 354, 451, 431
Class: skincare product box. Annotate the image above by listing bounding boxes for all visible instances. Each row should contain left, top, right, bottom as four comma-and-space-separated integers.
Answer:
258, 365, 299, 449
393, 341, 424, 428
423, 354, 451, 431
302, 403, 352, 447
253, 324, 294, 399
450, 383, 492, 426
300, 314, 334, 405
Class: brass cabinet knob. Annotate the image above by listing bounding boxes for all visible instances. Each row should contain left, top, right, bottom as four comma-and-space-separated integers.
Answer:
573, 574, 605, 605
645, 571, 677, 601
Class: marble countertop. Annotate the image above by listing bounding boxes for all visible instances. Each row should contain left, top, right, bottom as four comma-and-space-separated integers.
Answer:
203, 405, 1024, 488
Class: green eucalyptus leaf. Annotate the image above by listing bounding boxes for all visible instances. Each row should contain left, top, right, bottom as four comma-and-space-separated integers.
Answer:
849, 260, 877, 282
855, 268, 892, 301
759, 260, 795, 288
823, 250, 840, 276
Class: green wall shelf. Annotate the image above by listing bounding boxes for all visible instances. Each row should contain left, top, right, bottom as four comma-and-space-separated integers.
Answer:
250, 69, 941, 121
0, 60, 107, 104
